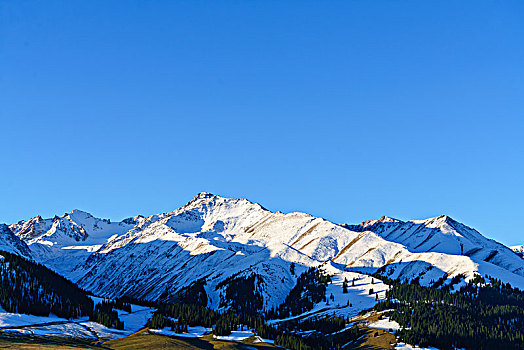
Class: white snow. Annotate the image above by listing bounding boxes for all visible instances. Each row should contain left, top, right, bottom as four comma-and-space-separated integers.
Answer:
62, 245, 102, 252
214, 330, 255, 342
149, 326, 211, 338
150, 324, 254, 342
396, 342, 440, 350
117, 305, 155, 332
0, 305, 67, 328
0, 300, 153, 340
0, 309, 127, 340
269, 269, 388, 324
368, 317, 401, 332
6, 321, 127, 339
89, 296, 155, 333
253, 336, 275, 344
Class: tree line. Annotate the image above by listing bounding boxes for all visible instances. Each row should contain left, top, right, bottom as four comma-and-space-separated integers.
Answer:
0, 251, 125, 329
375, 274, 524, 350
149, 267, 365, 350
266, 267, 332, 318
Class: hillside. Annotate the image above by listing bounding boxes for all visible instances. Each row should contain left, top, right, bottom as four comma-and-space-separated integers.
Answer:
0, 250, 93, 319
0, 224, 32, 259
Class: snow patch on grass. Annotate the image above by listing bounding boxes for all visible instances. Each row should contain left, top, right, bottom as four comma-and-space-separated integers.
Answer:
149, 326, 211, 338
368, 317, 401, 331
396, 342, 440, 350
0, 300, 154, 340
214, 330, 255, 342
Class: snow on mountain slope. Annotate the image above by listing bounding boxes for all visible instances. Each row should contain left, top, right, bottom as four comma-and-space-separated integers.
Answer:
72, 194, 308, 309
10, 209, 136, 247
9, 210, 139, 275
344, 215, 524, 280
8, 193, 524, 313
269, 267, 389, 324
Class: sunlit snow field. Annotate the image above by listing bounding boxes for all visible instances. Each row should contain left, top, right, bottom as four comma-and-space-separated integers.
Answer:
268, 269, 388, 324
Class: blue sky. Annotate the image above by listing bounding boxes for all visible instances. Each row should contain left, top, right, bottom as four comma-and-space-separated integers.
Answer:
1, 1, 523, 245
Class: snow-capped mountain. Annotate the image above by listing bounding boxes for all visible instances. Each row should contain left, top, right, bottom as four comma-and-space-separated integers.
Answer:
10, 209, 138, 247
344, 215, 524, 281
6, 193, 524, 312
8, 210, 142, 276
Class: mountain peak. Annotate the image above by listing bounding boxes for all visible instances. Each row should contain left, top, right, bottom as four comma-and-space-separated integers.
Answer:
424, 215, 462, 229
194, 192, 217, 200
68, 209, 92, 217
435, 214, 454, 222
357, 215, 403, 228
182, 192, 220, 208
378, 215, 401, 223
411, 214, 457, 226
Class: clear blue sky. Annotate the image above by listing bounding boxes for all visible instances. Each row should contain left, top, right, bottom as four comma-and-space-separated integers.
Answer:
1, 1, 523, 245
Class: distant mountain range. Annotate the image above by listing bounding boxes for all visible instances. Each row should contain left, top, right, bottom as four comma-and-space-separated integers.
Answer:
2, 192, 523, 312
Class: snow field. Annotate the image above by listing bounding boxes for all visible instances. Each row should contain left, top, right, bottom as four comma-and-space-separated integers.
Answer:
269, 270, 388, 324
0, 300, 155, 340
149, 326, 211, 338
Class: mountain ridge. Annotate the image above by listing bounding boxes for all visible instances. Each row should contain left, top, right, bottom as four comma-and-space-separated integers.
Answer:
2, 192, 524, 313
